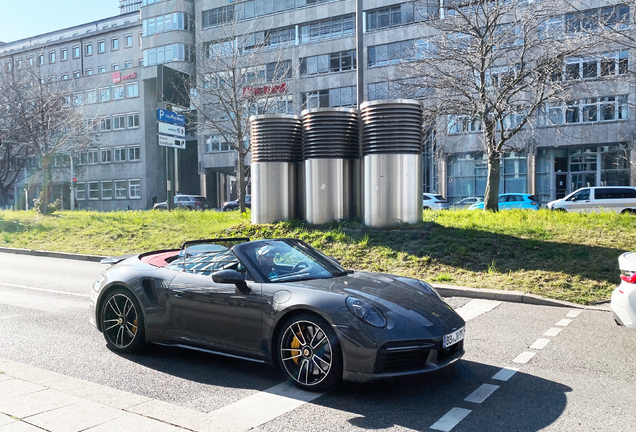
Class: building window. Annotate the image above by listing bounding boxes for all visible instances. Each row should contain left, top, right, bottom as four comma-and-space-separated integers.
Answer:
112, 63, 120, 71
143, 44, 192, 66
127, 112, 140, 128
111, 38, 119, 51
299, 15, 355, 44
16, 59, 22, 69
129, 179, 141, 199
113, 115, 125, 130
128, 146, 141, 161
205, 135, 232, 152
99, 88, 111, 102
88, 150, 99, 164
115, 180, 127, 199
143, 12, 192, 36
366, 5, 413, 31
85, 68, 93, 76
74, 93, 83, 105
126, 83, 139, 98
73, 46, 80, 59
98, 65, 106, 73
202, 6, 234, 28
49, 51, 56, 63
98, 40, 105, 53
85, 43, 93, 56
76, 183, 86, 200
85, 90, 97, 104
368, 39, 421, 67
101, 181, 113, 200
302, 86, 357, 109
88, 182, 99, 200
73, 70, 81, 78
38, 54, 44, 65
125, 34, 133, 48
100, 117, 112, 131
101, 149, 112, 163
61, 73, 68, 80
113, 86, 125, 100
565, 5, 630, 34
540, 95, 629, 126
124, 60, 133, 69
300, 50, 356, 76
61, 48, 68, 61
27, 56, 33, 66
114, 148, 126, 162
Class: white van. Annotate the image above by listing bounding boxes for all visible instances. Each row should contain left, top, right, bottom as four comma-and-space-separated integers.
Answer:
547, 187, 636, 214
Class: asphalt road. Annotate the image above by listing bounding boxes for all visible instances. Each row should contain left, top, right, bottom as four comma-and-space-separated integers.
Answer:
0, 251, 635, 431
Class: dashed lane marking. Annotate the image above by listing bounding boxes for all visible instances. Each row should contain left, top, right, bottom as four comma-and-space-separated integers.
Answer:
0, 283, 90, 299
512, 352, 536, 364
566, 310, 581, 318
0, 315, 20, 320
529, 338, 551, 350
429, 408, 472, 432
544, 328, 562, 337
555, 319, 572, 327
464, 384, 499, 404
454, 299, 502, 322
492, 367, 519, 382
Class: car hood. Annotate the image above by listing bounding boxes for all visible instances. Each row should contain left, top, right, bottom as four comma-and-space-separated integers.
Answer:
290, 271, 460, 328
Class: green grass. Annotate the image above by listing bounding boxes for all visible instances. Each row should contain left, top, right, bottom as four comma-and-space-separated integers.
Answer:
1, 208, 634, 305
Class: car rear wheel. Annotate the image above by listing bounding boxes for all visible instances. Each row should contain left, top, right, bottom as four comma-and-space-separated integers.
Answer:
278, 313, 342, 391
101, 288, 145, 354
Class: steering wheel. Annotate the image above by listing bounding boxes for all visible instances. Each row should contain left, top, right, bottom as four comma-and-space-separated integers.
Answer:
291, 261, 310, 273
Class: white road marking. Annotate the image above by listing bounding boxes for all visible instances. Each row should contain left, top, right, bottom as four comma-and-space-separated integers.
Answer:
206, 381, 324, 431
555, 319, 572, 327
455, 300, 502, 322
0, 315, 20, 320
512, 352, 536, 364
464, 384, 499, 404
566, 310, 581, 318
544, 328, 562, 337
530, 338, 551, 350
492, 367, 519, 382
0, 283, 90, 299
429, 407, 472, 432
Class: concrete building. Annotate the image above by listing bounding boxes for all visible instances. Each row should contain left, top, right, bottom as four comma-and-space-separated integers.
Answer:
1, 0, 634, 210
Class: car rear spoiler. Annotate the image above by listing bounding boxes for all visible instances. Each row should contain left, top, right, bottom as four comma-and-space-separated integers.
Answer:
100, 254, 135, 265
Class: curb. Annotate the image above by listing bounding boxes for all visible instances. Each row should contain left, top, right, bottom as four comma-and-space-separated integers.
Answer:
0, 246, 105, 262
0, 246, 609, 311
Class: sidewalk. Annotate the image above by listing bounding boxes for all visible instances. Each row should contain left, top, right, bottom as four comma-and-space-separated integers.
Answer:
0, 358, 218, 432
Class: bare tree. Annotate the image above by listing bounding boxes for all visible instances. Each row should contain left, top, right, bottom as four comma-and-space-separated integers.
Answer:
193, 19, 295, 212
0, 61, 92, 213
402, 0, 606, 210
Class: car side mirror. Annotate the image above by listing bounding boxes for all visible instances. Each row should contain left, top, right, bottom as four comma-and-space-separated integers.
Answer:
213, 270, 248, 291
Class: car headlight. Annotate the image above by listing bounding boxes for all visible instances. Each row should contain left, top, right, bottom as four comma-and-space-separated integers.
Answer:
346, 297, 387, 328
420, 281, 443, 301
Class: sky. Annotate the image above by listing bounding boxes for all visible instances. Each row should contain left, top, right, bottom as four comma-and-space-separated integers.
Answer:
0, 0, 120, 43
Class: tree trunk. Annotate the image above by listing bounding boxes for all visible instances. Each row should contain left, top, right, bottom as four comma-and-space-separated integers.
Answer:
40, 157, 51, 214
237, 150, 246, 213
483, 151, 501, 212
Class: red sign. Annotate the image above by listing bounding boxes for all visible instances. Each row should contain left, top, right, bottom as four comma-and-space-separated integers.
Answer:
112, 71, 137, 84
243, 83, 287, 97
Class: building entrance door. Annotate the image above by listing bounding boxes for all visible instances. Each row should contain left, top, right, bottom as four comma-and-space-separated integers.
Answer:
556, 174, 567, 199
571, 173, 596, 192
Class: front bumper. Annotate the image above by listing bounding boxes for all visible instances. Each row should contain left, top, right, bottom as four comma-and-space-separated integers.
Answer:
611, 282, 636, 330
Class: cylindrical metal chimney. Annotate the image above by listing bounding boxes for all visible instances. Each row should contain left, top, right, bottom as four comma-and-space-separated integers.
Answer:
250, 114, 303, 224
360, 100, 423, 227
302, 108, 360, 224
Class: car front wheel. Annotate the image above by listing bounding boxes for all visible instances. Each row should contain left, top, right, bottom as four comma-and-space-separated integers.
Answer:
278, 313, 342, 391
101, 288, 145, 354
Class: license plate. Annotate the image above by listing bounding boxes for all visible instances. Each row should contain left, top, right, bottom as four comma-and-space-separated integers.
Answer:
443, 326, 465, 348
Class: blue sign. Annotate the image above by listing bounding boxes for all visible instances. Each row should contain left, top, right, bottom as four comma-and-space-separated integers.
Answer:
157, 109, 186, 126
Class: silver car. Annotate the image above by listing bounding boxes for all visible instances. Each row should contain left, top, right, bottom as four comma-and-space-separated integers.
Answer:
423, 193, 449, 210
547, 187, 636, 214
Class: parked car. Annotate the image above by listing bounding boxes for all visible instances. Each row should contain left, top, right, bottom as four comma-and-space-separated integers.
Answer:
547, 187, 636, 214
153, 195, 211, 210
91, 237, 465, 391
222, 195, 251, 211
468, 193, 540, 211
453, 197, 484, 209
423, 193, 449, 210
611, 252, 636, 330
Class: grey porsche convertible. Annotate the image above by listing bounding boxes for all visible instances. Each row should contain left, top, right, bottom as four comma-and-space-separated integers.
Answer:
90, 238, 465, 391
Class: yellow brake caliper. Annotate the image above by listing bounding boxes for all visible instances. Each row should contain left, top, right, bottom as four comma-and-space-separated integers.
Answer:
290, 330, 302, 364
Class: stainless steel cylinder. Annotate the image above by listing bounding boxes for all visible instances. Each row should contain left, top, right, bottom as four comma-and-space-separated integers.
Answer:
250, 115, 303, 224
360, 100, 423, 227
363, 154, 423, 227
301, 108, 359, 224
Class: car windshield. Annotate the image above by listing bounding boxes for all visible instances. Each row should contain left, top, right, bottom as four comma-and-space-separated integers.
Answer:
239, 239, 347, 283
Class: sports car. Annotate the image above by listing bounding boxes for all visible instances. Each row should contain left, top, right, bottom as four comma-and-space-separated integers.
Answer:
90, 238, 465, 391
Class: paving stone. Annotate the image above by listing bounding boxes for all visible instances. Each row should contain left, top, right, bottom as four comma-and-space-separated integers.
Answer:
0, 420, 44, 432
83, 412, 190, 432
0, 414, 15, 427
0, 389, 82, 419
126, 400, 211, 431
24, 400, 124, 432
0, 380, 45, 400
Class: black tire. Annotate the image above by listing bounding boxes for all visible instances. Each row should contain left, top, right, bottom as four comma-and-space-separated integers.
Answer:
277, 313, 342, 391
423, 206, 430, 210
621, 209, 634, 215
101, 288, 145, 354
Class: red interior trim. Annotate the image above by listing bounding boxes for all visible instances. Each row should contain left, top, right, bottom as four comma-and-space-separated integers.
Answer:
141, 250, 179, 268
